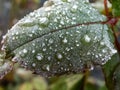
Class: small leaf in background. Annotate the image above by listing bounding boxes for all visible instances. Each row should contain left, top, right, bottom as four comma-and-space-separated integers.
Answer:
0, 87, 4, 90
114, 20, 120, 51
32, 76, 48, 90
19, 82, 33, 90
18, 76, 47, 90
102, 53, 120, 90
113, 64, 120, 90
109, 0, 120, 16
85, 77, 108, 90
49, 74, 83, 90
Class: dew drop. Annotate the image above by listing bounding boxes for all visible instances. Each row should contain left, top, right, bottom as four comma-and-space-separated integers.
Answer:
45, 7, 51, 11
43, 48, 46, 52
60, 67, 64, 70
29, 34, 33, 37
87, 52, 90, 55
100, 41, 105, 45
62, 38, 68, 43
111, 49, 117, 54
102, 49, 106, 53
42, 64, 50, 71
54, 18, 57, 22
75, 40, 78, 43
84, 35, 91, 42
42, 43, 45, 47
48, 56, 51, 60
32, 43, 35, 46
57, 53, 63, 59
67, 0, 72, 2
99, 54, 102, 57
48, 38, 54, 44
32, 50, 35, 53
16, 32, 19, 35
12, 37, 15, 40
39, 28, 42, 31
36, 53, 43, 61
60, 21, 64, 25
72, 5, 78, 10
69, 63, 72, 66
24, 63, 27, 65
32, 63, 36, 67
23, 49, 27, 54
71, 47, 73, 49
32, 30, 35, 34
71, 5, 78, 12
57, 61, 60, 65
24, 18, 32, 23
66, 32, 69, 34
49, 46, 52, 50
72, 17, 76, 20
76, 44, 79, 46
11, 33, 15, 36
65, 47, 70, 51
95, 55, 98, 58
2, 35, 6, 39
59, 25, 62, 27
16, 36, 18, 39
46, 65, 50, 71
39, 17, 49, 25
89, 65, 94, 70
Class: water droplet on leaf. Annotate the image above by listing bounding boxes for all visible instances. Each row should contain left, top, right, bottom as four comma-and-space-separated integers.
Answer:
84, 35, 91, 42
57, 53, 63, 60
23, 49, 27, 54
32, 63, 36, 67
39, 17, 49, 25
48, 38, 54, 44
36, 53, 43, 61
62, 38, 68, 43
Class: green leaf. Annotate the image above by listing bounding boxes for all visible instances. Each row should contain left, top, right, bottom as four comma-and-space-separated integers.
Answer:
18, 76, 47, 90
32, 76, 48, 90
102, 53, 120, 90
114, 63, 120, 90
1, 0, 117, 77
85, 76, 108, 90
109, 0, 120, 16
19, 82, 33, 90
49, 74, 83, 90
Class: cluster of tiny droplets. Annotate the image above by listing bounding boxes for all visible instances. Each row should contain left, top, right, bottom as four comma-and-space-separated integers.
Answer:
1, 0, 117, 77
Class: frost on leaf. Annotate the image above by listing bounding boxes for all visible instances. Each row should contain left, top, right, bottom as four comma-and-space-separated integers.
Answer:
1, 0, 117, 77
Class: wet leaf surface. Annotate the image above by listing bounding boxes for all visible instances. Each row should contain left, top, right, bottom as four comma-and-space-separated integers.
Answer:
0, 0, 117, 78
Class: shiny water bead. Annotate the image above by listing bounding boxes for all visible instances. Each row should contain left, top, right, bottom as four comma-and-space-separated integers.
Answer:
39, 17, 49, 25
32, 63, 36, 67
23, 49, 28, 54
62, 38, 68, 43
48, 38, 54, 44
57, 53, 63, 60
36, 53, 44, 61
84, 35, 91, 42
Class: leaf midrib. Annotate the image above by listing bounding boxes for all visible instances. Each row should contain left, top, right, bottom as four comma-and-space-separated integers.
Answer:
6, 21, 106, 58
